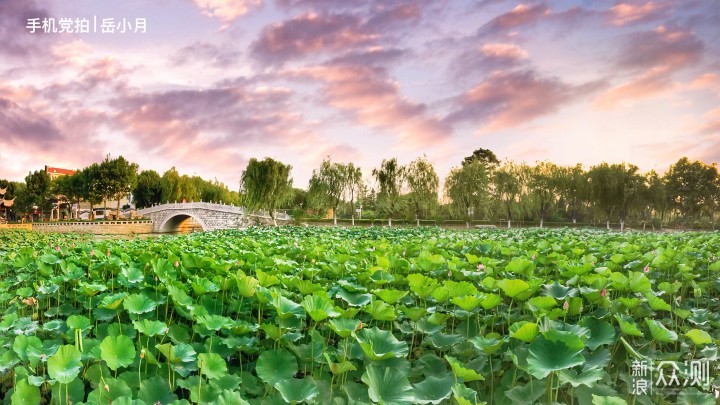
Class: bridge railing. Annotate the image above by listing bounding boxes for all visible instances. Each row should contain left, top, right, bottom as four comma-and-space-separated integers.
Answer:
136, 202, 246, 215
135, 202, 291, 220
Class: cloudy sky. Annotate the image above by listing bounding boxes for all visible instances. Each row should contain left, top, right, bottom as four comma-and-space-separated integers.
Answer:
1, 0, 718, 189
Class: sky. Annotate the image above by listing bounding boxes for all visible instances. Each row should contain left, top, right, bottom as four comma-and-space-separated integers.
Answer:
0, 0, 718, 190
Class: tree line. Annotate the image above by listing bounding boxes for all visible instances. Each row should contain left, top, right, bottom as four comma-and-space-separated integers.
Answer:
235, 149, 720, 230
0, 156, 240, 220
1, 150, 718, 228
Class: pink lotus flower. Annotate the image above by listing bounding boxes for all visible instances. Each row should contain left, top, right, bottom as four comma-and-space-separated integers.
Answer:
563, 301, 569, 311
174, 260, 179, 267
643, 264, 650, 273
55, 245, 60, 251
600, 288, 607, 297
532, 254, 536, 260
477, 263, 485, 271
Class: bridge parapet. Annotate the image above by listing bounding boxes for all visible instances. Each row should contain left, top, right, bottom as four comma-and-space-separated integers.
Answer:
135, 202, 291, 232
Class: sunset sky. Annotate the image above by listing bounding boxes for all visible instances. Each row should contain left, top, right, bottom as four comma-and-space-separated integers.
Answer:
1, 0, 718, 189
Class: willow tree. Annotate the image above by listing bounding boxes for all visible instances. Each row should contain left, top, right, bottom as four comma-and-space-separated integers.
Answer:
445, 160, 489, 228
406, 156, 439, 226
241, 157, 293, 226
307, 158, 347, 226
372, 158, 405, 226
345, 163, 364, 226
492, 161, 523, 228
528, 161, 560, 228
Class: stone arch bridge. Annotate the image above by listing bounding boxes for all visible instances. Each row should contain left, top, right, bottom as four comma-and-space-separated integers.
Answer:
136, 202, 290, 233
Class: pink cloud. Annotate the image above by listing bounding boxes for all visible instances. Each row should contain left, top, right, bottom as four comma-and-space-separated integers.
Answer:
481, 43, 528, 60
192, 0, 262, 26
618, 25, 704, 71
251, 13, 377, 65
446, 70, 603, 131
291, 59, 451, 148
594, 66, 674, 109
479, 3, 551, 36
610, 1, 666, 26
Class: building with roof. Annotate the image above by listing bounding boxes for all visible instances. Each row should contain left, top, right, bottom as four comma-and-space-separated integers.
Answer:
45, 165, 75, 180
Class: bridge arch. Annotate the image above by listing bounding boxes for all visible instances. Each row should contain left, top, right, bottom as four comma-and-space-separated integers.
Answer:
158, 212, 210, 233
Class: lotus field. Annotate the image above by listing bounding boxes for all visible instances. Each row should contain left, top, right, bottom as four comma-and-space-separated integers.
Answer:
1, 227, 720, 404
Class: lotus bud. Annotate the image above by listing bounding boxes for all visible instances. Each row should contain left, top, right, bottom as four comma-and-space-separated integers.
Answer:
532, 254, 536, 260
104, 384, 110, 392
643, 265, 650, 273
600, 288, 607, 297
174, 260, 179, 267
563, 301, 569, 311
56, 245, 60, 251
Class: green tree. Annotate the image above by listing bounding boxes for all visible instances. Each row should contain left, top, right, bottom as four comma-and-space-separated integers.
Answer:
81, 164, 105, 219
445, 161, 490, 228
528, 161, 560, 228
405, 156, 439, 226
307, 158, 347, 226
664, 157, 719, 226
102, 156, 139, 216
556, 164, 587, 224
160, 167, 182, 203
372, 158, 405, 226
345, 163, 364, 226
492, 161, 523, 228
462, 148, 500, 168
133, 170, 163, 208
241, 157, 293, 226
24, 170, 52, 220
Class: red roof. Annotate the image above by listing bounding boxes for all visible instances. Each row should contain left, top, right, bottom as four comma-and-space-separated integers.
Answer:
46, 167, 75, 175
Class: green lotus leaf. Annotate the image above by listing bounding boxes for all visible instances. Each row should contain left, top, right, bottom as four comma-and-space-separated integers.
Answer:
398, 305, 427, 321
504, 380, 545, 404
328, 318, 361, 339
498, 279, 530, 299
480, 293, 502, 309
470, 334, 505, 354
133, 319, 168, 337
197, 315, 233, 331
578, 317, 616, 350
413, 374, 454, 405
12, 335, 43, 367
66, 315, 92, 331
685, 329, 712, 346
99, 335, 136, 371
48, 345, 82, 384
451, 383, 478, 405
198, 352, 227, 379
138, 375, 178, 404
11, 378, 40, 405
123, 294, 157, 315
373, 289, 408, 305
645, 319, 677, 343
355, 327, 408, 360
592, 395, 627, 405
361, 365, 414, 405
406, 274, 438, 299
99, 292, 128, 310
364, 300, 396, 322
506, 257, 535, 275
86, 377, 132, 403
451, 295, 482, 311
270, 292, 305, 319
676, 387, 715, 405
301, 294, 339, 322
510, 321, 539, 343
274, 377, 319, 403
557, 368, 605, 387
445, 356, 484, 382
528, 296, 557, 311
527, 330, 585, 379
336, 289, 372, 307
542, 281, 577, 300
255, 349, 297, 386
